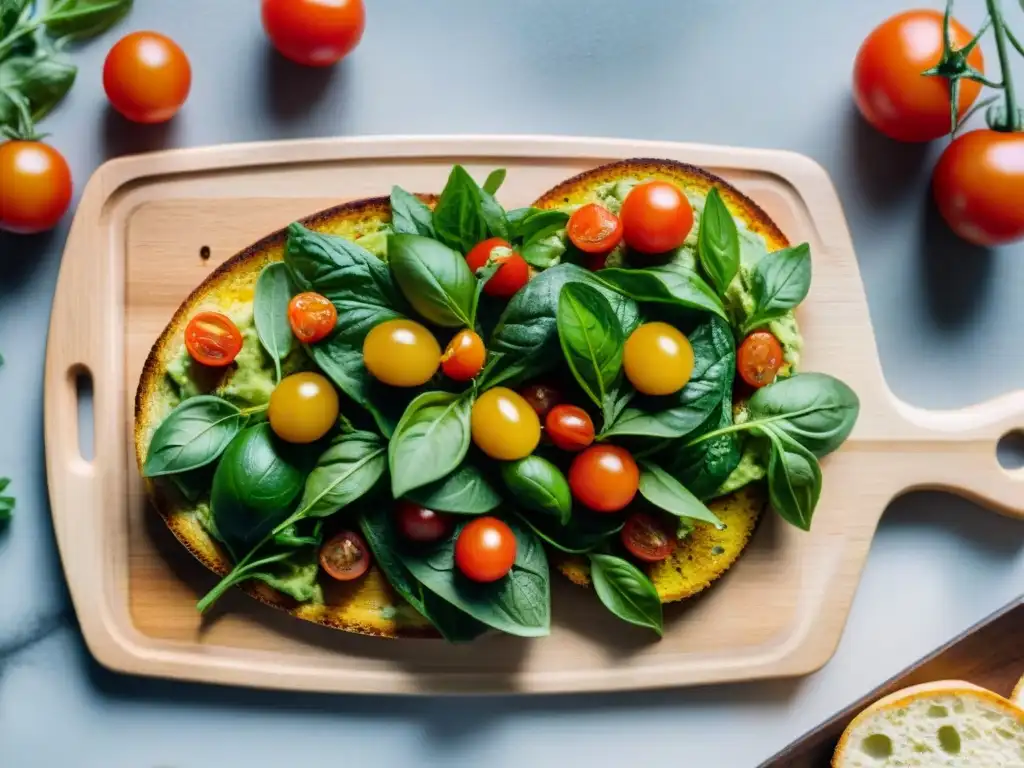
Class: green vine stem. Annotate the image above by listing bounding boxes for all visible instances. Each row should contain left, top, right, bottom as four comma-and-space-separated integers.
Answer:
987, 0, 1023, 130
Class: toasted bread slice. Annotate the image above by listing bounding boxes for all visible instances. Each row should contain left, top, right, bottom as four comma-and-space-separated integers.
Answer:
832, 680, 1024, 767
135, 195, 439, 639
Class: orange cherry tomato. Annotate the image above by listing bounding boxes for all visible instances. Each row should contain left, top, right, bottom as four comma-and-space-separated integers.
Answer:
319, 530, 370, 581
395, 501, 452, 543
103, 31, 191, 124
932, 129, 1024, 247
470, 387, 541, 460
454, 517, 516, 583
519, 382, 562, 419
288, 292, 337, 344
853, 10, 983, 143
465, 237, 530, 298
737, 331, 784, 389
567, 203, 623, 254
268, 372, 339, 443
0, 141, 72, 234
621, 512, 676, 563
184, 311, 243, 367
261, 0, 365, 67
441, 329, 486, 381
568, 445, 639, 513
620, 181, 694, 254
544, 404, 595, 452
623, 322, 694, 396
362, 319, 441, 387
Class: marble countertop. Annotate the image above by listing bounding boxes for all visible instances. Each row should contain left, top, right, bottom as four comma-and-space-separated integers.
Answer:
2, 1, 1023, 766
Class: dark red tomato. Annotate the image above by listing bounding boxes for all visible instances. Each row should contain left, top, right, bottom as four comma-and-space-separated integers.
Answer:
544, 404, 595, 452
395, 501, 452, 543
568, 445, 639, 513
621, 512, 676, 563
932, 129, 1024, 246
454, 517, 516, 583
441, 329, 486, 381
319, 530, 371, 581
620, 181, 694, 254
184, 311, 243, 367
465, 237, 530, 298
737, 331, 784, 388
567, 203, 623, 254
103, 31, 191, 124
519, 382, 562, 418
0, 141, 72, 234
261, 0, 366, 67
288, 292, 337, 343
853, 10, 984, 143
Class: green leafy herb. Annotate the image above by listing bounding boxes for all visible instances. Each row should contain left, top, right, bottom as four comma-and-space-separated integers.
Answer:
557, 282, 624, 423
0, 52, 76, 131
388, 234, 477, 328
273, 519, 324, 548
741, 243, 811, 334
664, 404, 741, 501
248, 547, 324, 604
637, 460, 723, 528
405, 463, 501, 515
588, 553, 663, 636
389, 391, 473, 497
295, 431, 386, 518
253, 262, 294, 382
42, 0, 133, 41
0, 1, 30, 40
501, 455, 571, 525
760, 427, 821, 531
0, 477, 13, 524
596, 265, 728, 322
142, 396, 248, 477
482, 168, 506, 196
514, 509, 622, 554
432, 165, 490, 253
697, 187, 740, 296
389, 186, 435, 238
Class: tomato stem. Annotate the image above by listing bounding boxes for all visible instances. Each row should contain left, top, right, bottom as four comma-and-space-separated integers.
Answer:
987, 0, 1022, 131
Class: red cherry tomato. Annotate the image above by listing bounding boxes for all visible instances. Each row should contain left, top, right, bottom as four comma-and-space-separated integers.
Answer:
319, 530, 370, 581
544, 404, 595, 452
620, 181, 694, 254
932, 129, 1024, 247
441, 329, 486, 381
568, 445, 640, 513
567, 203, 623, 254
0, 141, 72, 234
621, 512, 676, 563
184, 311, 243, 367
853, 10, 984, 143
737, 331, 784, 388
465, 237, 530, 298
518, 382, 562, 419
395, 501, 452, 543
454, 517, 516, 583
288, 292, 337, 344
103, 31, 191, 124
261, 0, 366, 67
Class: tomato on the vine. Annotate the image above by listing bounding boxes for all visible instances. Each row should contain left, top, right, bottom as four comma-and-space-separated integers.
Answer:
853, 10, 984, 143
441, 329, 486, 381
184, 311, 243, 367
544, 405, 595, 452
268, 372, 339, 444
471, 387, 541, 460
0, 141, 72, 234
395, 501, 452, 543
568, 445, 639, 513
737, 331, 784, 388
320, 530, 371, 581
519, 382, 562, 418
623, 322, 694, 396
567, 203, 623, 254
621, 512, 676, 563
262, 0, 365, 67
103, 31, 191, 124
455, 517, 516, 583
362, 319, 440, 387
465, 237, 530, 298
620, 181, 693, 254
288, 292, 337, 344
933, 129, 1024, 246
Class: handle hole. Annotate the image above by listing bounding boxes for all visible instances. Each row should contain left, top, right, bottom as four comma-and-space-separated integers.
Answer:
74, 367, 95, 461
996, 430, 1024, 471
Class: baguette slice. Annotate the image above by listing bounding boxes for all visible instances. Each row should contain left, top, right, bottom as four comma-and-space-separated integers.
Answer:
833, 680, 1024, 767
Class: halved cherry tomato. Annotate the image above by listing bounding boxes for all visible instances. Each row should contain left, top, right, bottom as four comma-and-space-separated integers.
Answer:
623, 322, 694, 395
103, 31, 192, 124
184, 311, 243, 367
620, 181, 693, 254
454, 517, 516, 583
545, 404, 595, 452
288, 292, 337, 344
362, 319, 441, 387
568, 445, 639, 513
737, 331, 784, 388
0, 141, 72, 234
395, 501, 452, 543
441, 329, 486, 381
471, 387, 541, 460
519, 382, 562, 418
621, 512, 676, 563
261, 0, 365, 67
567, 203, 623, 254
268, 372, 339, 443
465, 237, 530, 298
319, 530, 370, 581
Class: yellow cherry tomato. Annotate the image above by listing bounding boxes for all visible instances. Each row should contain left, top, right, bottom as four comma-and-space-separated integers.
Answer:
362, 319, 441, 387
268, 372, 339, 443
471, 387, 541, 460
622, 321, 694, 396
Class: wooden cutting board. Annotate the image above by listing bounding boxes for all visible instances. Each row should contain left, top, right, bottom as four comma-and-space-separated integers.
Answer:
42, 136, 1024, 695
760, 600, 1024, 767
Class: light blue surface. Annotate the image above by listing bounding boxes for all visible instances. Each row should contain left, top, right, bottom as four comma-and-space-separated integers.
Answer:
2, 1, 1023, 766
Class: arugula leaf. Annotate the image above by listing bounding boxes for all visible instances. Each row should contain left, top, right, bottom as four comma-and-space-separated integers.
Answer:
389, 186, 435, 238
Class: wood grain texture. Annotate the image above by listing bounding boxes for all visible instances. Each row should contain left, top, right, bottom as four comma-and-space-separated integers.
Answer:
760, 600, 1024, 767
42, 136, 1024, 695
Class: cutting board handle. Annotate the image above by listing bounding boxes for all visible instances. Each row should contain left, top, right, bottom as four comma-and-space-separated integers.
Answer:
891, 392, 1024, 518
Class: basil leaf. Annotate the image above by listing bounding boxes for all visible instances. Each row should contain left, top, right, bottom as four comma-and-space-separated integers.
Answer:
0, 477, 14, 525
664, 404, 741, 501
697, 187, 740, 297
0, 0, 30, 39
505, 207, 540, 240
518, 210, 569, 243
0, 53, 76, 128
588, 553, 662, 636
43, 0, 133, 40
557, 282, 624, 419
389, 391, 473, 497
307, 345, 395, 437
295, 431, 386, 518
760, 427, 822, 531
390, 186, 435, 238
742, 243, 811, 333
638, 460, 723, 528
388, 234, 476, 328
515, 509, 622, 555
142, 396, 245, 477
501, 455, 571, 525
482, 168, 506, 196
406, 463, 501, 514
248, 546, 324, 604
596, 265, 728, 322
253, 263, 294, 382
432, 165, 489, 253
399, 517, 551, 637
